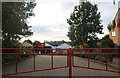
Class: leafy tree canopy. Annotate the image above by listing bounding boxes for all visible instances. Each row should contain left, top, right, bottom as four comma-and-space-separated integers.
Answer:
23, 39, 33, 44
98, 35, 115, 48
33, 40, 40, 46
67, 0, 103, 47
2, 2, 36, 48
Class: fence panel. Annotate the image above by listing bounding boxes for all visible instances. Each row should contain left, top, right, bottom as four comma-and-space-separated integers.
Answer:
1, 48, 120, 77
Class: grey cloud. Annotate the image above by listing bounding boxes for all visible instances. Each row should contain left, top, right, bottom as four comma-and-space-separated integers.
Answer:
28, 0, 119, 41
32, 24, 68, 35
32, 25, 52, 33
61, 2, 78, 10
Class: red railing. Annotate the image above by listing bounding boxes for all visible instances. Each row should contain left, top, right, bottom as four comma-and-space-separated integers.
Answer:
0, 48, 120, 77
72, 48, 120, 74
1, 48, 69, 76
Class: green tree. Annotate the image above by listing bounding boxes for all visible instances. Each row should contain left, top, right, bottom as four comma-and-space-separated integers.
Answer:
23, 39, 33, 45
2, 2, 36, 48
33, 40, 40, 47
98, 35, 115, 48
67, 1, 103, 47
98, 35, 115, 61
107, 20, 116, 31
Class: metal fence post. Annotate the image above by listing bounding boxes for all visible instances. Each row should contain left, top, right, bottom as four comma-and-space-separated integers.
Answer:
16, 49, 18, 74
69, 48, 72, 78
88, 49, 90, 68
105, 55, 108, 71
67, 49, 69, 67
51, 51, 53, 69
33, 54, 35, 71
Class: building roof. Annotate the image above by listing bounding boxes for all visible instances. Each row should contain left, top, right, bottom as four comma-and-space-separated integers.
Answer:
57, 43, 72, 48
45, 42, 55, 48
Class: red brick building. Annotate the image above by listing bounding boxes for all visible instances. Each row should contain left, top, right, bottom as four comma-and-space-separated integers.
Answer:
109, 2, 120, 46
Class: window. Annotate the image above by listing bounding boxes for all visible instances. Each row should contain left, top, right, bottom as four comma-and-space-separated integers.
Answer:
112, 31, 116, 36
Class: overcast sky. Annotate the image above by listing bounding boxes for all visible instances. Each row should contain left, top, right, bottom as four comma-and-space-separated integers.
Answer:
21, 0, 119, 42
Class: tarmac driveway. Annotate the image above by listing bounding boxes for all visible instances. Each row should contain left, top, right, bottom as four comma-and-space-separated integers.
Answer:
2, 55, 119, 76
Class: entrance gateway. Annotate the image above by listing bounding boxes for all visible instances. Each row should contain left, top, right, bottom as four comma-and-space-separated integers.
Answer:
1, 48, 120, 77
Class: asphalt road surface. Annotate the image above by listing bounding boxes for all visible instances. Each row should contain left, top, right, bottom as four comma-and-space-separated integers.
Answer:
2, 55, 120, 76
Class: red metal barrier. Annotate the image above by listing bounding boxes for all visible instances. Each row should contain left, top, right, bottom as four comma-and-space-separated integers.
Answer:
72, 48, 120, 74
69, 48, 72, 78
1, 48, 120, 77
1, 48, 69, 77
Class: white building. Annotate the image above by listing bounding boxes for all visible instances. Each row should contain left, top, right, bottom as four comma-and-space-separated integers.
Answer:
56, 43, 72, 53
57, 43, 72, 48
45, 42, 54, 48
